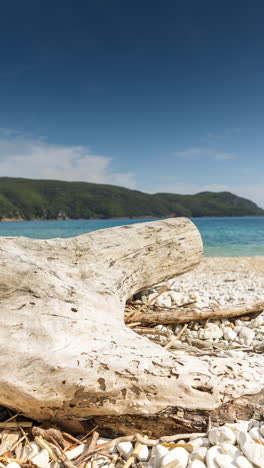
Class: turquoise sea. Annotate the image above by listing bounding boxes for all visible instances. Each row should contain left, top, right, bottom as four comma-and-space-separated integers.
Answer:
0, 217, 263, 257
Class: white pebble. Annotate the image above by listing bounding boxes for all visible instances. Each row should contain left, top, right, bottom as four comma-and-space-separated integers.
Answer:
221, 442, 241, 457
20, 444, 33, 460
6, 464, 21, 468
206, 446, 222, 468
239, 327, 255, 345
161, 447, 189, 467
189, 447, 207, 462
223, 327, 237, 341
116, 441, 133, 459
188, 461, 206, 468
28, 442, 41, 459
248, 427, 264, 442
97, 437, 116, 454
215, 453, 237, 467
198, 323, 223, 340
31, 449, 50, 468
248, 315, 264, 328
169, 291, 185, 305
65, 443, 85, 460
236, 455, 254, 468
137, 444, 149, 462
189, 437, 209, 449
208, 426, 236, 446
235, 320, 243, 326
237, 430, 264, 467
150, 444, 169, 468
155, 293, 171, 308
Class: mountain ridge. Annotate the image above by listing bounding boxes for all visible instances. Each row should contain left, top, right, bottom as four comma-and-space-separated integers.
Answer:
0, 177, 263, 220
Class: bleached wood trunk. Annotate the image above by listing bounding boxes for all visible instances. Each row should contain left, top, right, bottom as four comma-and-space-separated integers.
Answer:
0, 218, 263, 436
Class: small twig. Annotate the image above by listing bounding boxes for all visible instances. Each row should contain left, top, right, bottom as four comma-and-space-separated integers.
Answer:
3, 413, 19, 423
19, 424, 33, 450
109, 454, 119, 468
9, 435, 26, 452
79, 426, 99, 443
0, 421, 32, 428
75, 431, 99, 466
159, 432, 207, 443
126, 322, 142, 328
0, 457, 30, 464
123, 436, 148, 468
34, 435, 59, 462
126, 285, 169, 320
62, 431, 83, 446
164, 323, 188, 350
133, 328, 169, 336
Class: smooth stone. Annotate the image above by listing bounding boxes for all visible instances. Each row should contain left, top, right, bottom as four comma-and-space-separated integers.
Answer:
237, 430, 264, 467
20, 444, 33, 460
223, 327, 237, 341
147, 293, 158, 303
6, 464, 21, 468
65, 443, 85, 460
248, 427, 264, 442
235, 320, 243, 326
239, 327, 255, 345
221, 319, 231, 326
96, 456, 109, 467
161, 447, 189, 468
155, 293, 172, 308
137, 444, 149, 462
206, 446, 222, 468
235, 455, 254, 468
169, 291, 185, 305
189, 437, 209, 449
208, 426, 236, 446
248, 315, 264, 328
150, 445, 169, 468
31, 449, 50, 468
155, 324, 169, 332
97, 437, 115, 454
198, 323, 223, 340
28, 442, 41, 459
215, 453, 237, 467
189, 447, 207, 462
221, 442, 241, 457
116, 441, 134, 459
188, 461, 206, 468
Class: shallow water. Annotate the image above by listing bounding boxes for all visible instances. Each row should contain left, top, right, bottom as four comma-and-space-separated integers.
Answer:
0, 216, 263, 257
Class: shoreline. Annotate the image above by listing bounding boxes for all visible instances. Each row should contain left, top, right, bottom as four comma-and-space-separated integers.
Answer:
1, 214, 264, 222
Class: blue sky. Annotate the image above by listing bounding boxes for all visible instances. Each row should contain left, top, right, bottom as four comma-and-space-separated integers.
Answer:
0, 0, 263, 206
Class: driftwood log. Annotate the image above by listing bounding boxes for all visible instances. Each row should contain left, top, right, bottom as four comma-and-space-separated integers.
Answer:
0, 218, 263, 437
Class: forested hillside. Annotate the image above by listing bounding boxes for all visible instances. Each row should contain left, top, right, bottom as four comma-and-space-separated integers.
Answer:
0, 177, 263, 220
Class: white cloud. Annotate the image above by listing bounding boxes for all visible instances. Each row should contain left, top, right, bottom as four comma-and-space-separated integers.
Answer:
147, 182, 264, 208
214, 152, 237, 161
0, 131, 136, 188
173, 147, 209, 158
207, 128, 241, 142
173, 147, 237, 161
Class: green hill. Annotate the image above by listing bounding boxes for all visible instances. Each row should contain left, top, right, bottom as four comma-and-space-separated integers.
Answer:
0, 177, 263, 220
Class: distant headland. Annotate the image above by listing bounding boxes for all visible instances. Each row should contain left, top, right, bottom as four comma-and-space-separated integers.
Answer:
0, 177, 263, 221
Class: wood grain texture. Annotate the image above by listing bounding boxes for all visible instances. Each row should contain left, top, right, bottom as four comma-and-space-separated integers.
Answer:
0, 218, 263, 435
